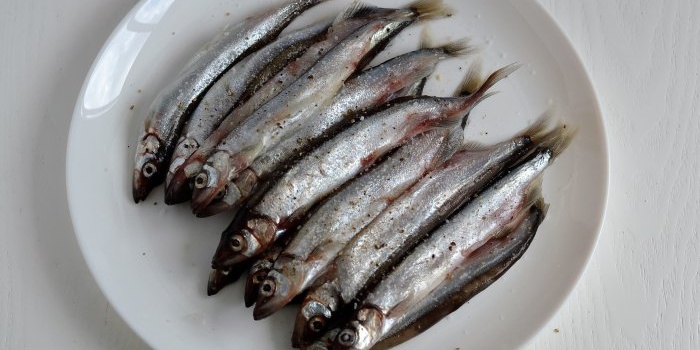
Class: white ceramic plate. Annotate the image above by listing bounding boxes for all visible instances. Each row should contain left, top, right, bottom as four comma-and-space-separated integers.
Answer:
67, 0, 608, 349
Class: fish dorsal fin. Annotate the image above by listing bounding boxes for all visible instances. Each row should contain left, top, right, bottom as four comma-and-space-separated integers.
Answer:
460, 140, 491, 152
409, 0, 452, 21
334, 1, 372, 24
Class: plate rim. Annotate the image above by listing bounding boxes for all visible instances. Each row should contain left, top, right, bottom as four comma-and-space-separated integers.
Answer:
65, 0, 610, 348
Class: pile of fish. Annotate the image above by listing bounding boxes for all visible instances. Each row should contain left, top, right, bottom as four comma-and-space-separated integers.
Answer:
131, 0, 574, 349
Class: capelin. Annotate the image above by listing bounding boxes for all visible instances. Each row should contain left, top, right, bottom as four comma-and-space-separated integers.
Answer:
133, 134, 163, 203
335, 307, 384, 350
211, 216, 277, 269
253, 268, 300, 320
293, 288, 340, 348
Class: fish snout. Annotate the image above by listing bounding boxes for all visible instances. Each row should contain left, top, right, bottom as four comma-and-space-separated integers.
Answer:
253, 270, 296, 319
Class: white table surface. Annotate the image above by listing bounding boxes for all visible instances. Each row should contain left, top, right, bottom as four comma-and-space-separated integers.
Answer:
1, 0, 698, 349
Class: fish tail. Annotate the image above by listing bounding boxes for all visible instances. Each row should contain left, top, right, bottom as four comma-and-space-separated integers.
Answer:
466, 63, 521, 106
457, 59, 485, 96
534, 196, 551, 219
334, 1, 372, 24
522, 177, 545, 214
420, 30, 478, 58
408, 0, 452, 21
522, 110, 555, 141
529, 114, 577, 159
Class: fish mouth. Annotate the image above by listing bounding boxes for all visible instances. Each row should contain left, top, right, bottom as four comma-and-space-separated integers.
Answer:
207, 267, 245, 296
211, 247, 249, 269
253, 271, 298, 320
164, 167, 192, 205
132, 168, 158, 203
244, 268, 270, 307
193, 184, 241, 218
211, 228, 262, 269
191, 186, 222, 215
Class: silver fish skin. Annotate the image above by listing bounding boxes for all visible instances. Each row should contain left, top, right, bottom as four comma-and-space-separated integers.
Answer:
165, 6, 400, 205
164, 22, 331, 204
132, 0, 326, 203
307, 203, 546, 350
253, 128, 463, 320
190, 15, 420, 213
375, 203, 547, 350
210, 64, 515, 270
333, 150, 556, 350
200, 40, 473, 217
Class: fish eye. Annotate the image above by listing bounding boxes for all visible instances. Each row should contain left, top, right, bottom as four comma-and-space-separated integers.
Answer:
230, 234, 245, 252
142, 163, 157, 178
260, 279, 276, 297
338, 329, 356, 346
308, 316, 326, 333
194, 173, 208, 189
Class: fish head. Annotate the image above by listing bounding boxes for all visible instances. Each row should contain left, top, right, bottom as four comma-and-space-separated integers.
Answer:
133, 133, 164, 202
163, 138, 200, 204
211, 216, 277, 269
293, 285, 340, 348
244, 266, 270, 307
253, 265, 303, 319
191, 151, 232, 214
194, 182, 242, 218
335, 307, 384, 350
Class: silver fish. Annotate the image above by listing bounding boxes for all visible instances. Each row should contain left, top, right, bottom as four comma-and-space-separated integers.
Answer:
307, 202, 547, 350
164, 22, 331, 204
332, 147, 569, 350
375, 203, 547, 350
165, 4, 409, 207
292, 66, 524, 346
165, 3, 406, 204
253, 127, 463, 320
132, 0, 327, 202
191, 0, 450, 213
198, 39, 474, 217
210, 64, 514, 271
